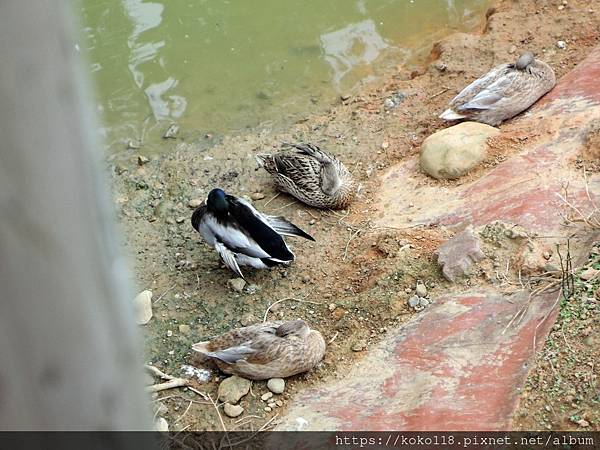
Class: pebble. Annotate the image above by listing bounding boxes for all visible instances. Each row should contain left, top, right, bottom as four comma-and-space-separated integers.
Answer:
264, 407, 272, 412
178, 324, 191, 334
163, 123, 179, 139
261, 392, 274, 401
218, 376, 251, 404
188, 198, 203, 208
340, 94, 351, 101
577, 418, 590, 428
166, 330, 173, 337
328, 303, 336, 312
415, 282, 427, 297
267, 402, 276, 408
508, 45, 517, 54
579, 267, 599, 281
276, 400, 283, 407
133, 290, 153, 325
175, 216, 186, 224
223, 403, 244, 418
154, 417, 169, 432
408, 296, 421, 308
351, 341, 367, 352
419, 298, 430, 308
228, 278, 246, 293
251, 192, 265, 200
137, 155, 149, 165
267, 378, 285, 394
381, 142, 390, 150
556, 40, 567, 49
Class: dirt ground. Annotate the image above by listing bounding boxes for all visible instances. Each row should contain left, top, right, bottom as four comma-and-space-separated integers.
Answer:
107, 0, 600, 431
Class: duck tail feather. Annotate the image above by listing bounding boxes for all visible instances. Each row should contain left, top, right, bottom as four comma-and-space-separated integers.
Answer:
439, 108, 466, 121
266, 215, 315, 241
191, 341, 210, 354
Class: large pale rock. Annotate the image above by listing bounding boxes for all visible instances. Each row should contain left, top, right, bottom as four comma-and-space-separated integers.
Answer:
420, 122, 500, 179
218, 375, 251, 404
133, 290, 153, 325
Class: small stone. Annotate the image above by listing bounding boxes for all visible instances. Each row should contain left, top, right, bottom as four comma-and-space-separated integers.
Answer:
381, 142, 390, 150
415, 282, 427, 297
188, 198, 203, 208
175, 216, 186, 224
163, 123, 179, 139
251, 192, 265, 201
351, 340, 367, 352
579, 267, 599, 281
133, 290, 153, 325
245, 284, 260, 294
223, 403, 244, 418
340, 94, 351, 101
267, 402, 276, 408
508, 45, 517, 54
383, 98, 395, 110
420, 122, 500, 179
261, 392, 274, 401
154, 417, 169, 432
228, 278, 246, 293
577, 418, 590, 427
264, 406, 272, 412
556, 40, 567, 49
328, 303, 336, 312
558, 5, 564, 10
435, 226, 485, 282
267, 378, 285, 394
137, 155, 150, 165
419, 298, 430, 307
276, 400, 283, 407
166, 330, 173, 337
408, 296, 421, 308
218, 376, 251, 404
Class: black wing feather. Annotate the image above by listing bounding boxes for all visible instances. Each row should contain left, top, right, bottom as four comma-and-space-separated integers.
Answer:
227, 196, 294, 262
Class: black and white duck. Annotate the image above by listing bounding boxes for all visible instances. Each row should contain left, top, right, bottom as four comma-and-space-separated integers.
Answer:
191, 188, 314, 278
439, 52, 556, 126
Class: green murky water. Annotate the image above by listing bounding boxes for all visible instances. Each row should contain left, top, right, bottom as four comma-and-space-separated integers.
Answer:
76, 0, 491, 154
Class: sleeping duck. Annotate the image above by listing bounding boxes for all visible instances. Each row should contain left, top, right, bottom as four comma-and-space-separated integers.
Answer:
256, 143, 355, 209
192, 319, 326, 380
191, 188, 314, 278
439, 52, 556, 126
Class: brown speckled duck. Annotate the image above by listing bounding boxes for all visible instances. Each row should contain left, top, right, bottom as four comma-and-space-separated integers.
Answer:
256, 143, 355, 209
440, 52, 556, 126
192, 319, 326, 380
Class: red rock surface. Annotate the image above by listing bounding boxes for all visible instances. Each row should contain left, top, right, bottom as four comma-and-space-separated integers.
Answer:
276, 46, 600, 431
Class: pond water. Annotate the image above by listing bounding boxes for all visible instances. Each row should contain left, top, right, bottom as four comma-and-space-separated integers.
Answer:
75, 0, 491, 154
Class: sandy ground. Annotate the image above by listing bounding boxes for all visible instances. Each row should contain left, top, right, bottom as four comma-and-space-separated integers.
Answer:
108, 0, 600, 431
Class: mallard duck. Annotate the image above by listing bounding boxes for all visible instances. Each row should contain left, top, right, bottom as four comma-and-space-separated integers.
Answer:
192, 319, 326, 380
256, 143, 355, 209
191, 188, 314, 278
439, 52, 556, 126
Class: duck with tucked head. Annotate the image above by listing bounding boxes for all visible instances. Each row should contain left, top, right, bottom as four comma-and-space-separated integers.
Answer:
439, 52, 556, 126
191, 188, 314, 278
256, 143, 355, 209
192, 319, 326, 380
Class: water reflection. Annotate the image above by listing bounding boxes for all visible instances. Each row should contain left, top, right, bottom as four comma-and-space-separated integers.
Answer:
123, 0, 186, 121
320, 20, 388, 86
77, 0, 492, 154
